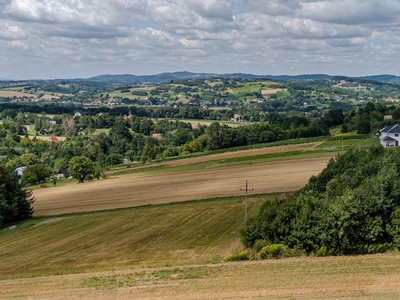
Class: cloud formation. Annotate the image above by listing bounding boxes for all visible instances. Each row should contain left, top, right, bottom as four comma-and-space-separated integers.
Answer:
1, 0, 400, 79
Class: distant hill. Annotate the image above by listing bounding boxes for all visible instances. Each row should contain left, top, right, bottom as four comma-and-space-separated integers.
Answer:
84, 72, 218, 84
82, 72, 332, 85
359, 75, 400, 83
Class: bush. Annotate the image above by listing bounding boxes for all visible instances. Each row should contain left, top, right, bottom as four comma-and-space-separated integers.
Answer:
226, 251, 249, 261
253, 239, 268, 252
315, 246, 328, 257
259, 244, 287, 259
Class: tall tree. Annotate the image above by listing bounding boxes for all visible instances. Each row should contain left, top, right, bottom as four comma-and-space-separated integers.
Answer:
0, 166, 35, 226
68, 156, 95, 183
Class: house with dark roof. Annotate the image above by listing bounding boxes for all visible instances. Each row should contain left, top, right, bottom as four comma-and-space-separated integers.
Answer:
380, 124, 400, 147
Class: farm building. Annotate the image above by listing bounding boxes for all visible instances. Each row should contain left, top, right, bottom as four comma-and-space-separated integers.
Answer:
380, 124, 400, 147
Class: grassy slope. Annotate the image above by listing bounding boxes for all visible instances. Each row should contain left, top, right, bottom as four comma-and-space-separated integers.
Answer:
0, 195, 270, 279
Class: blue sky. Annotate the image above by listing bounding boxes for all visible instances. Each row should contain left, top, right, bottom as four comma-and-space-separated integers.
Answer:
1, 0, 400, 79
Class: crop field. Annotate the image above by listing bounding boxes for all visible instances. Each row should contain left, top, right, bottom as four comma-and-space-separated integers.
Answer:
0, 90, 34, 98
32, 142, 329, 216
2, 140, 398, 299
261, 88, 287, 97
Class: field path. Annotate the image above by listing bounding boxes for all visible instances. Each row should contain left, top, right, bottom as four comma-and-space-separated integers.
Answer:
33, 143, 329, 216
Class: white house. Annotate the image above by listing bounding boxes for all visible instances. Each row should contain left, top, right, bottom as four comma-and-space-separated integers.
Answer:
380, 124, 400, 147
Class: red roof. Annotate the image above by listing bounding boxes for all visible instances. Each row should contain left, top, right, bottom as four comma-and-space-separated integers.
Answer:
47, 137, 60, 142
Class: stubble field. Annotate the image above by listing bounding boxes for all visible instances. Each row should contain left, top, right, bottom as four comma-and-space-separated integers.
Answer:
33, 142, 328, 216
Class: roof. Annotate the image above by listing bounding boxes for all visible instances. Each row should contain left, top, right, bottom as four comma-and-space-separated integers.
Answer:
382, 136, 398, 142
47, 137, 60, 142
380, 124, 400, 134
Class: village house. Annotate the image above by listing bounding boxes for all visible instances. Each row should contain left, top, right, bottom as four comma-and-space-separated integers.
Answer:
47, 137, 60, 143
380, 124, 400, 147
231, 114, 242, 122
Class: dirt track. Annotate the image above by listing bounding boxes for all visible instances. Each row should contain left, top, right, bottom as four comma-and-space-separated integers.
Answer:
33, 154, 329, 216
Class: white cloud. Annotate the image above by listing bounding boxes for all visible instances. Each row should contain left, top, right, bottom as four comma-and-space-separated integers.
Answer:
1, 0, 400, 78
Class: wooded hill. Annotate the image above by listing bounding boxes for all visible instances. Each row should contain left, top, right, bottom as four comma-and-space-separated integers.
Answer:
241, 145, 400, 255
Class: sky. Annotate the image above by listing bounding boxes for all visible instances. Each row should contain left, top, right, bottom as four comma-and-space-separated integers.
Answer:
1, 0, 400, 79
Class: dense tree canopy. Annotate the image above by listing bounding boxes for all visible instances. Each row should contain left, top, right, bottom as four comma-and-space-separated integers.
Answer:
0, 166, 35, 226
241, 146, 400, 255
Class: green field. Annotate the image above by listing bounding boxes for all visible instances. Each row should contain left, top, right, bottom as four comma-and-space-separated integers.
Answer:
0, 194, 270, 279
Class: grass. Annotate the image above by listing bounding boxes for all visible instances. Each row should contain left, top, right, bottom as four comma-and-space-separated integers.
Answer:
276, 90, 291, 99
0, 194, 272, 280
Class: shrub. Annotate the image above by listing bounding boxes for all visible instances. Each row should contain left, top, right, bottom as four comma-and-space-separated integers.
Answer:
253, 239, 268, 252
226, 251, 249, 261
358, 243, 393, 254
259, 244, 287, 259
315, 246, 328, 257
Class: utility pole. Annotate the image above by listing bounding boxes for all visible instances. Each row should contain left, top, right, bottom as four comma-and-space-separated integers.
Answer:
240, 180, 253, 227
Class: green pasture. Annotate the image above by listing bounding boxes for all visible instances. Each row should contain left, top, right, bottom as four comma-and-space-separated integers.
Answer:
0, 194, 272, 279
276, 90, 291, 99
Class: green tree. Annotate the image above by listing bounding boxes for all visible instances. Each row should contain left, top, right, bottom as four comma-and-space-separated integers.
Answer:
68, 156, 95, 183
21, 164, 51, 185
20, 153, 38, 166
0, 166, 35, 225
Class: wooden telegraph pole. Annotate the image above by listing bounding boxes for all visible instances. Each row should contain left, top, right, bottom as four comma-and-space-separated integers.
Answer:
240, 180, 253, 227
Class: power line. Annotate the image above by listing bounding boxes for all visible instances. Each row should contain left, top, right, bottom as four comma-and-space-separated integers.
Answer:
240, 180, 253, 227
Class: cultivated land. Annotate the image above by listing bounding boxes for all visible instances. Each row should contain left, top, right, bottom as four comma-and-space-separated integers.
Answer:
32, 142, 328, 216
2, 140, 398, 299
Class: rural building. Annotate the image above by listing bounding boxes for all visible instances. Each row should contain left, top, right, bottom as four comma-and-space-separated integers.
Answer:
380, 124, 400, 147
14, 166, 26, 178
40, 129, 51, 135
231, 114, 242, 122
152, 133, 162, 138
73, 110, 84, 117
47, 137, 60, 143
56, 168, 68, 178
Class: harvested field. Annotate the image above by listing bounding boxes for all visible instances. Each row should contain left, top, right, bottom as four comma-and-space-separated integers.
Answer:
33, 142, 328, 216
261, 88, 287, 97
2, 254, 400, 299
0, 90, 34, 98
